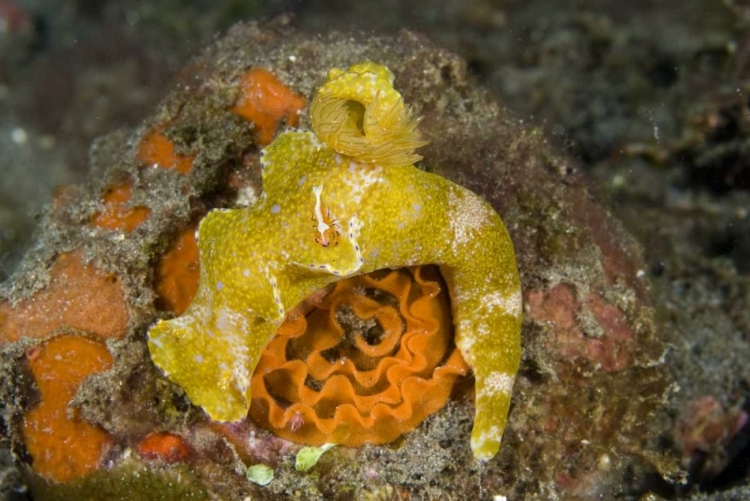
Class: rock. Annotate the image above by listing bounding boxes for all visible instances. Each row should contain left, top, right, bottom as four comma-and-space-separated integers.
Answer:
0, 19, 676, 500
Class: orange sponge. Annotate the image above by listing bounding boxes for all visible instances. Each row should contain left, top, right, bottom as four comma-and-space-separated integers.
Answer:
90, 181, 150, 232
23, 335, 114, 483
153, 226, 200, 315
0, 250, 129, 345
249, 266, 469, 446
136, 432, 191, 463
137, 126, 195, 174
231, 68, 305, 146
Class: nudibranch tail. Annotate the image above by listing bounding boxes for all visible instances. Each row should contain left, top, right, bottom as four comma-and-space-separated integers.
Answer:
311, 61, 429, 166
441, 248, 522, 461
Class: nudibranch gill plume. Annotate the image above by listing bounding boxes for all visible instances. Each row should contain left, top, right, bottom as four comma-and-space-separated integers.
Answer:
147, 62, 522, 461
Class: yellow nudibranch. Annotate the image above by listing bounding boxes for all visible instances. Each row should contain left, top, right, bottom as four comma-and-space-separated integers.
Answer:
147, 62, 522, 461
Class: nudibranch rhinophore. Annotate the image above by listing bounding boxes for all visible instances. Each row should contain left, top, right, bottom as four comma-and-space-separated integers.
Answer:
147, 62, 522, 461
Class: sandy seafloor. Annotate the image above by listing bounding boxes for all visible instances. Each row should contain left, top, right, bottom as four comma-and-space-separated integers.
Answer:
0, 0, 749, 499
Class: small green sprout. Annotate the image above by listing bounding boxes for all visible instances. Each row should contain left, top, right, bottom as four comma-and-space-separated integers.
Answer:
295, 444, 336, 472
246, 464, 274, 486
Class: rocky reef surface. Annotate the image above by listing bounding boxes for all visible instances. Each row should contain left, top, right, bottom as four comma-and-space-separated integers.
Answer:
0, 2, 748, 500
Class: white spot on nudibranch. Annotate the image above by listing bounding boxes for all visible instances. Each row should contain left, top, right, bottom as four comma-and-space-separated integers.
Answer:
341, 163, 382, 205
482, 371, 515, 396
448, 187, 491, 248
471, 425, 501, 456
483, 290, 522, 317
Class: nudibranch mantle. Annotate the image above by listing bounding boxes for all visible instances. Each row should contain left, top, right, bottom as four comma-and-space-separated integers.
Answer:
147, 62, 522, 461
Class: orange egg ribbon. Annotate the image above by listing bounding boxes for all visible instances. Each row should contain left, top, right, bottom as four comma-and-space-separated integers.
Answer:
249, 266, 469, 446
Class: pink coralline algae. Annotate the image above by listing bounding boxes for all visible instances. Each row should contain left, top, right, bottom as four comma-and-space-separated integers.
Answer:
676, 396, 748, 479
525, 283, 637, 373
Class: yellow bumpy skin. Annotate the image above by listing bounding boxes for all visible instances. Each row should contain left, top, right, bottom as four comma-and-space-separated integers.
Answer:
148, 62, 522, 461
